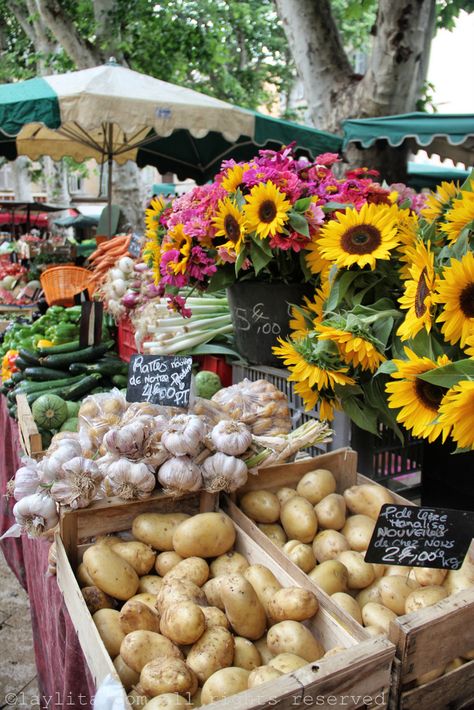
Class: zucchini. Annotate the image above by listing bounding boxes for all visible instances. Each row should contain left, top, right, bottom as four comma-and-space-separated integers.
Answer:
11, 371, 23, 384
16, 374, 84, 395
60, 373, 103, 401
24, 366, 70, 381
14, 356, 30, 370
36, 340, 80, 356
26, 386, 70, 406
18, 349, 41, 366
41, 341, 114, 369
112, 374, 128, 388
69, 358, 128, 377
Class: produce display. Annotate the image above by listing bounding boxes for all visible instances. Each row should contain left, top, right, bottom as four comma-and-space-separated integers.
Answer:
236, 471, 474, 685
88, 234, 132, 292
0, 306, 82, 360
77, 510, 341, 705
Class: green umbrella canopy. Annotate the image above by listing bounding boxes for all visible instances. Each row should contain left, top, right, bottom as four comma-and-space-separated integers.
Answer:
343, 113, 474, 166
407, 161, 470, 190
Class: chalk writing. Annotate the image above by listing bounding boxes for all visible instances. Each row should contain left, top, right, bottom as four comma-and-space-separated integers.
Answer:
127, 354, 192, 407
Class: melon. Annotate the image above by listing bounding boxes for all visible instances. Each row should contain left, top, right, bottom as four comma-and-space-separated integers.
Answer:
32, 394, 68, 431
66, 401, 81, 419
60, 417, 79, 432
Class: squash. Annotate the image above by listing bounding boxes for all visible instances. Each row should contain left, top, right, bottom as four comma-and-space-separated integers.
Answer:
60, 417, 79, 432
32, 394, 68, 430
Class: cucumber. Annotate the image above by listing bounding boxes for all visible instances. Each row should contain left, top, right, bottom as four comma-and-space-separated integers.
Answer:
36, 340, 80, 356
24, 366, 70, 381
60, 373, 103, 401
41, 341, 114, 369
18, 349, 41, 366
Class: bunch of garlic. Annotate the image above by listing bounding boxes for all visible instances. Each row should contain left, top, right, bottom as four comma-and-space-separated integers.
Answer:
1, 493, 59, 540
103, 459, 156, 500
50, 457, 103, 510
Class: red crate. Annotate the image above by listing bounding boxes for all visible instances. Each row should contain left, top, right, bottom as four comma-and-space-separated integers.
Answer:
194, 354, 233, 387
117, 316, 140, 363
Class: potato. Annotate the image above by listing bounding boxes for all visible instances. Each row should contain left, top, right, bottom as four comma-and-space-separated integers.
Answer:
233, 637, 262, 670
276, 487, 298, 506
132, 513, 190, 551
414, 567, 448, 587
240, 490, 280, 523
267, 621, 324, 662
142, 694, 191, 709
244, 564, 282, 618
314, 494, 346, 531
201, 606, 230, 630
415, 666, 445, 686
186, 626, 234, 683
82, 586, 114, 615
96, 535, 123, 547
93, 609, 125, 657
343, 484, 394, 520
372, 563, 386, 579
201, 667, 249, 704
268, 588, 318, 622
129, 593, 159, 611
155, 551, 183, 577
163, 557, 209, 587
364, 625, 385, 638
248, 665, 282, 688
113, 655, 140, 691
384, 565, 413, 578
322, 646, 346, 658
341, 515, 376, 552
156, 579, 207, 614
258, 523, 287, 548
202, 578, 224, 610
83, 544, 139, 600
444, 570, 474, 595
296, 469, 336, 504
160, 602, 206, 645
269, 653, 307, 673
356, 580, 383, 608
220, 573, 267, 640
405, 586, 448, 614
128, 688, 148, 708
308, 560, 349, 595
379, 576, 418, 616
331, 593, 362, 624
362, 603, 397, 633
282, 540, 316, 572
337, 551, 375, 589
112, 541, 156, 576
312, 530, 350, 562
77, 562, 94, 587
210, 551, 249, 578
191, 688, 202, 707
120, 630, 182, 673
445, 658, 464, 674
173, 513, 236, 558
462, 648, 474, 661
140, 657, 197, 698
254, 636, 274, 664
280, 496, 318, 543
138, 575, 163, 595
120, 600, 161, 634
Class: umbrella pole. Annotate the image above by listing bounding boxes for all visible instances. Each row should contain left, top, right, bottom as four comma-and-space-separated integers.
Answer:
107, 123, 113, 238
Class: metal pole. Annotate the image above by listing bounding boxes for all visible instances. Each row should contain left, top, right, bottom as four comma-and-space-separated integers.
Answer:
107, 123, 113, 238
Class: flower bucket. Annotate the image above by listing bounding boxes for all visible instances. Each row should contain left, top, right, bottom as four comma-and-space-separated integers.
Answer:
421, 439, 474, 511
227, 281, 312, 366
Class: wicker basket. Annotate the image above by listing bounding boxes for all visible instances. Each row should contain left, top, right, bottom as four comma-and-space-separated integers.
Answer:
40, 265, 94, 307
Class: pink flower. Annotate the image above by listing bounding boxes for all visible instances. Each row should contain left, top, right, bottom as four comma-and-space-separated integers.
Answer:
345, 167, 380, 179
188, 246, 217, 281
167, 295, 192, 318
314, 152, 341, 167
269, 231, 311, 252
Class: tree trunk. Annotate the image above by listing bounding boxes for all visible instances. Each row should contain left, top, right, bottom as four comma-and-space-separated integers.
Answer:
111, 161, 144, 232
12, 157, 33, 201
43, 157, 70, 206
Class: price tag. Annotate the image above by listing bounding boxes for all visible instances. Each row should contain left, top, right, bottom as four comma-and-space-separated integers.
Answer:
128, 233, 143, 258
126, 354, 192, 407
365, 504, 474, 570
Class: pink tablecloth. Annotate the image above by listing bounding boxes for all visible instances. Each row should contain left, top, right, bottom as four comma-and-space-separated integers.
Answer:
0, 396, 95, 709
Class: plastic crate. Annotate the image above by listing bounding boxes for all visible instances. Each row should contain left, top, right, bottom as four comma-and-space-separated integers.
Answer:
194, 355, 233, 387
117, 316, 140, 363
351, 422, 424, 483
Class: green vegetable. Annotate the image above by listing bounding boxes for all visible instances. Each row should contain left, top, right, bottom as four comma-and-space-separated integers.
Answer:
112, 374, 128, 388
66, 401, 81, 418
14, 356, 30, 370
61, 373, 102, 401
15, 374, 84, 395
42, 342, 113, 369
37, 340, 80, 356
32, 394, 68, 430
18, 349, 41, 366
39, 429, 53, 450
60, 417, 78, 432
195, 370, 222, 399
24, 367, 70, 381
69, 358, 128, 376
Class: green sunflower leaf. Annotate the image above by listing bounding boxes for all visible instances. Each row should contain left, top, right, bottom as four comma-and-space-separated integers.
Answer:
288, 211, 310, 237
294, 197, 311, 212
207, 266, 235, 292
326, 271, 360, 312
340, 395, 379, 435
322, 202, 350, 212
416, 358, 474, 388
299, 251, 313, 281
372, 316, 395, 350
249, 240, 273, 275
235, 248, 247, 276
375, 360, 398, 376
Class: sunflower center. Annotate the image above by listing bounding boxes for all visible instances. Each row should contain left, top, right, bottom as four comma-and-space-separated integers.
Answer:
259, 200, 277, 223
459, 282, 474, 317
415, 267, 429, 318
224, 214, 241, 243
341, 225, 381, 254
414, 379, 444, 412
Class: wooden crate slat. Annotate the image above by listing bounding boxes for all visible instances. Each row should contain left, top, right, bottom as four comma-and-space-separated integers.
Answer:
397, 659, 474, 710
16, 393, 43, 459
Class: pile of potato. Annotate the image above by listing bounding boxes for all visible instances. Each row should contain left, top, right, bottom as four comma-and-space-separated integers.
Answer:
76, 510, 341, 708
238, 469, 474, 685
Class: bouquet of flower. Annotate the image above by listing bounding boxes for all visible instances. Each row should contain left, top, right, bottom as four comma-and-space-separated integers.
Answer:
274, 174, 474, 451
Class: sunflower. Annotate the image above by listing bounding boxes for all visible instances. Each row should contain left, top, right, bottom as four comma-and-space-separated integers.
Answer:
273, 337, 355, 391
421, 180, 460, 223
318, 203, 400, 270
315, 323, 385, 372
293, 379, 341, 421
396, 211, 420, 280
305, 240, 332, 278
244, 181, 291, 239
436, 250, 474, 347
162, 224, 192, 275
312, 279, 331, 323
289, 295, 325, 337
144, 195, 166, 233
212, 198, 247, 254
143, 240, 162, 285
221, 164, 248, 193
464, 334, 474, 357
441, 188, 474, 243
385, 348, 452, 443
397, 240, 437, 341
438, 381, 474, 450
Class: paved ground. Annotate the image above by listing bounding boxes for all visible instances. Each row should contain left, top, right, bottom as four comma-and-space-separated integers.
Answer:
0, 550, 39, 710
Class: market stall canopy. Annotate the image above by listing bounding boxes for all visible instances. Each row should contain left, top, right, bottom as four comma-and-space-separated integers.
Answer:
0, 200, 69, 229
0, 200, 69, 212
342, 113, 474, 166
407, 162, 470, 190
53, 214, 99, 228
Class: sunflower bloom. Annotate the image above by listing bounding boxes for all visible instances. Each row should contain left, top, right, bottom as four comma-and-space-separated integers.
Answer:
143, 240, 162, 285
244, 181, 291, 239
438, 381, 474, 450
293, 379, 341, 421
397, 240, 438, 341
305, 240, 332, 278
396, 211, 420, 280
316, 324, 385, 372
144, 195, 166, 233
385, 348, 452, 443
221, 164, 248, 193
318, 203, 400, 269
441, 187, 474, 243
273, 338, 355, 391
212, 198, 247, 254
421, 180, 460, 223
464, 334, 474, 357
162, 224, 192, 275
436, 250, 474, 347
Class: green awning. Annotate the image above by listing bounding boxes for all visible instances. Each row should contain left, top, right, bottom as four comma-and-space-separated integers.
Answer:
407, 162, 470, 190
152, 183, 177, 196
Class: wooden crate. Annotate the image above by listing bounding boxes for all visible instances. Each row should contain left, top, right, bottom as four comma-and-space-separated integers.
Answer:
56, 489, 395, 710
223, 448, 474, 710
16, 393, 44, 459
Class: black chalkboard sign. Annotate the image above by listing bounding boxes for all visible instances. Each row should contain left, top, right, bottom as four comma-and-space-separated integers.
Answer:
365, 504, 474, 570
126, 354, 192, 407
128, 233, 143, 258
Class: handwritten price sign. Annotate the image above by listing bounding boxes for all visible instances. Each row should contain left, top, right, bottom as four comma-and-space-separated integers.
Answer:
126, 354, 192, 407
234, 302, 287, 336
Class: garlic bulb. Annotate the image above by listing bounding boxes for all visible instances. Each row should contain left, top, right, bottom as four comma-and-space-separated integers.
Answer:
11, 464, 40, 501
50, 457, 102, 509
12, 493, 58, 538
104, 459, 155, 500
103, 420, 148, 460
37, 439, 83, 484
201, 452, 248, 493
158, 456, 202, 495
210, 420, 252, 456
161, 415, 207, 456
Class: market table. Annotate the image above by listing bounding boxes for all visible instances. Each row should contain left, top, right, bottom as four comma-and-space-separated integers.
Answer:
0, 396, 95, 709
